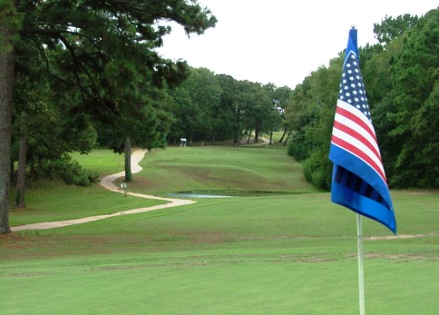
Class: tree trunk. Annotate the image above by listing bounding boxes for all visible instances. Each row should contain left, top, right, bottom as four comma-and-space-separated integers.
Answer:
279, 126, 288, 143
233, 123, 239, 145
124, 137, 132, 182
246, 128, 252, 144
236, 128, 245, 147
211, 127, 215, 145
15, 126, 27, 208
283, 130, 293, 146
0, 23, 15, 234
269, 127, 274, 145
233, 112, 241, 145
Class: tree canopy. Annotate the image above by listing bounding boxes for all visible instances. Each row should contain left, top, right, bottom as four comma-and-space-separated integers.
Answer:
166, 67, 289, 146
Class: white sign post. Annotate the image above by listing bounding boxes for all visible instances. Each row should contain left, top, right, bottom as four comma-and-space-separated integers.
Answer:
120, 182, 127, 197
180, 138, 187, 147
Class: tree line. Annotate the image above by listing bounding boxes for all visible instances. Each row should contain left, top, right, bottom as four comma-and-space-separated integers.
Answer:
165, 67, 291, 146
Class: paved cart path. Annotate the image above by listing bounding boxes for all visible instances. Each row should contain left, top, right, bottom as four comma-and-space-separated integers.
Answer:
11, 150, 195, 232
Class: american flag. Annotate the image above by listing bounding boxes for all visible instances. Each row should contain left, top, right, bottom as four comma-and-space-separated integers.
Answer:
329, 28, 396, 234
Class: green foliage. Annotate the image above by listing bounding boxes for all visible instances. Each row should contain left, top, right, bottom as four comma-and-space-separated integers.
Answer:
288, 131, 310, 161
286, 59, 341, 189
168, 67, 223, 143
167, 68, 287, 145
383, 9, 439, 187
26, 0, 214, 132
303, 156, 332, 190
0, 0, 22, 52
373, 14, 419, 45
302, 149, 332, 190
57, 156, 99, 187
30, 154, 99, 187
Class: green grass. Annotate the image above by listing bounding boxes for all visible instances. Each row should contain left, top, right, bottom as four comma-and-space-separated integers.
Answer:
70, 149, 125, 176
9, 182, 166, 226
130, 146, 317, 195
1, 147, 438, 314
10, 149, 166, 226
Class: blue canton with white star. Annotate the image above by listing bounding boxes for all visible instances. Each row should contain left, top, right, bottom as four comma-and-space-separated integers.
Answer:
338, 51, 372, 122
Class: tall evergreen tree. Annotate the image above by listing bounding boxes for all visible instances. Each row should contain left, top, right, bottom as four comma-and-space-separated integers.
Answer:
0, 0, 216, 234
0, 0, 21, 234
385, 9, 439, 187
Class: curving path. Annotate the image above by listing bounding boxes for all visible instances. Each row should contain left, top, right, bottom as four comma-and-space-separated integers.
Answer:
11, 150, 436, 240
11, 150, 195, 232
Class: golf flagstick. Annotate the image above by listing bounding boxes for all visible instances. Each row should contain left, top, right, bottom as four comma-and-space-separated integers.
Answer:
329, 27, 397, 314
357, 214, 365, 315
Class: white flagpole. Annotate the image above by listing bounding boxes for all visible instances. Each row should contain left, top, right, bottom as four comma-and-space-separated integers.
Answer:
357, 214, 365, 315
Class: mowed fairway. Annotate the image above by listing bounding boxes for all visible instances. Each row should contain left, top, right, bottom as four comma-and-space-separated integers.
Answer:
1, 147, 438, 314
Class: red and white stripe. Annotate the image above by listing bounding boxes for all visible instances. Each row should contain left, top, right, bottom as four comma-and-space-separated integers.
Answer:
331, 100, 387, 182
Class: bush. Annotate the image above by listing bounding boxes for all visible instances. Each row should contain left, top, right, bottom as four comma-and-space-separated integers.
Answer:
302, 150, 332, 191
287, 133, 310, 161
30, 154, 99, 187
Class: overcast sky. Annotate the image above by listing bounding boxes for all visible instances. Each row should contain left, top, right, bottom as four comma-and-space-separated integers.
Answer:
157, 1, 438, 88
